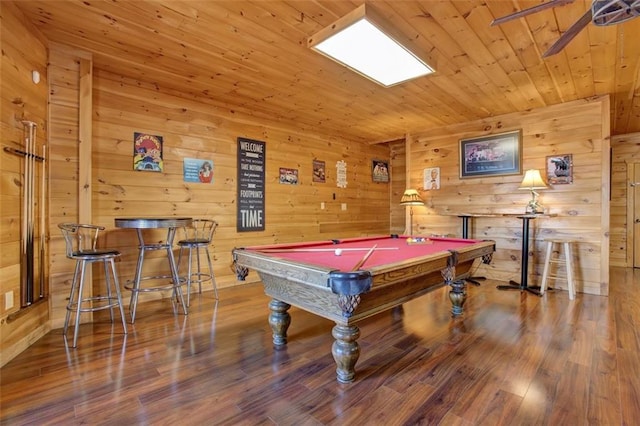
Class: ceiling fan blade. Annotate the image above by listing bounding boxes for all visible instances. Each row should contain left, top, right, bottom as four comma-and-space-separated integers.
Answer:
542, 8, 593, 57
491, 0, 574, 26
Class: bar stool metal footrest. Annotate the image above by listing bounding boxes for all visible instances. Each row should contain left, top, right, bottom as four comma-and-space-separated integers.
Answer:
59, 223, 128, 347
177, 219, 219, 306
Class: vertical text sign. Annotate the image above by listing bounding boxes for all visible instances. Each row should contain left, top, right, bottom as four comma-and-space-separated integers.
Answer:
237, 138, 266, 232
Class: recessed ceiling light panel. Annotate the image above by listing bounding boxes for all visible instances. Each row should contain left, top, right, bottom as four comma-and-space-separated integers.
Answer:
308, 4, 435, 87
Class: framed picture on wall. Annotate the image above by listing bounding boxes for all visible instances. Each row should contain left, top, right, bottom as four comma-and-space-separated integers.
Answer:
313, 159, 326, 183
279, 167, 298, 184
459, 130, 522, 178
424, 167, 440, 190
133, 132, 164, 172
372, 160, 389, 183
183, 158, 214, 183
546, 154, 573, 184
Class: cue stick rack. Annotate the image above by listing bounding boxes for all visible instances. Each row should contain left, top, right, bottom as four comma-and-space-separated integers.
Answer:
3, 120, 47, 309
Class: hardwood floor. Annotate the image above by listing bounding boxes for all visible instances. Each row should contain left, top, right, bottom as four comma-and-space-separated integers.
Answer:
2, 267, 639, 425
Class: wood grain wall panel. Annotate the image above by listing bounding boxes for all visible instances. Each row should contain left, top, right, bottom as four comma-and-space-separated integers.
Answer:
43, 51, 389, 320
47, 48, 82, 330
408, 97, 610, 296
0, 2, 50, 367
389, 140, 406, 235
610, 132, 640, 267
88, 67, 390, 305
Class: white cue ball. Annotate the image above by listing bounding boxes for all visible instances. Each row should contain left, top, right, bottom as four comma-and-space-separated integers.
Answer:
334, 249, 343, 256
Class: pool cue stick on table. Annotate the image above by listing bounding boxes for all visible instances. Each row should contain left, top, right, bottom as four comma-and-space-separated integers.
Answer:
256, 247, 398, 253
352, 244, 377, 271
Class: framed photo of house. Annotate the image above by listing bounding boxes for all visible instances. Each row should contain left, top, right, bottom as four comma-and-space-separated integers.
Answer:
459, 129, 522, 178
546, 154, 573, 184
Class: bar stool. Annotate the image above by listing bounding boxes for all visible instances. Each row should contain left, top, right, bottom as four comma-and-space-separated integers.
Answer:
176, 219, 219, 305
540, 238, 576, 300
58, 223, 128, 347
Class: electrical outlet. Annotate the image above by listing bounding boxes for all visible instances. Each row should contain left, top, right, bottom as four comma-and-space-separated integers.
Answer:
341, 203, 347, 211
321, 202, 325, 210
5, 291, 14, 310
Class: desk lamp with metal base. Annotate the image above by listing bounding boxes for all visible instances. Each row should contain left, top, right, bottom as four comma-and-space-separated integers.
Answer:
519, 169, 548, 214
400, 189, 424, 236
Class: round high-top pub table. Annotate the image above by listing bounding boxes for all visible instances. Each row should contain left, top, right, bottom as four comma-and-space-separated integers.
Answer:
115, 217, 192, 322
496, 214, 556, 296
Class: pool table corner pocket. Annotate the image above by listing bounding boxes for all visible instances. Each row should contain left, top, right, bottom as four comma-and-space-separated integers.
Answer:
328, 270, 372, 318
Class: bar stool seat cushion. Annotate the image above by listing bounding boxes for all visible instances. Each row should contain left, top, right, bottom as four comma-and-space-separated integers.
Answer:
71, 249, 120, 258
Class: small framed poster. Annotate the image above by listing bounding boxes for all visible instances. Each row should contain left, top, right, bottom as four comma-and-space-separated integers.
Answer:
183, 158, 214, 183
372, 160, 389, 183
424, 167, 440, 190
546, 154, 573, 184
336, 160, 347, 188
313, 160, 326, 183
133, 132, 163, 172
279, 168, 298, 185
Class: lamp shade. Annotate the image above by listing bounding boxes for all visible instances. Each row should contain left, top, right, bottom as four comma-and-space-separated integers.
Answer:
518, 169, 548, 190
400, 189, 425, 206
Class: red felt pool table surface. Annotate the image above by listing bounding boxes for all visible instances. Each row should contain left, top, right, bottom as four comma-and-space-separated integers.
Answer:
243, 235, 483, 271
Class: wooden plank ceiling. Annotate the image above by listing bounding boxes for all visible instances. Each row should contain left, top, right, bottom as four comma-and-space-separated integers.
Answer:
12, 0, 640, 143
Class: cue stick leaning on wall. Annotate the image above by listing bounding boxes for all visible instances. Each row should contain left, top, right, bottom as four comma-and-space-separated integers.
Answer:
24, 121, 35, 305
4, 120, 46, 307
39, 144, 46, 297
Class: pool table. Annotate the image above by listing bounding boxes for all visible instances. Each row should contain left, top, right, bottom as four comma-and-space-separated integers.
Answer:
232, 235, 495, 383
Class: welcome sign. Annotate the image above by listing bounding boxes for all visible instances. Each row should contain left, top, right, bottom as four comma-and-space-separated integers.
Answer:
237, 137, 266, 232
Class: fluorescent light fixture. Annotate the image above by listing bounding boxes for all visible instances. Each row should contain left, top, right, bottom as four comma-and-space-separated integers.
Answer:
308, 4, 435, 87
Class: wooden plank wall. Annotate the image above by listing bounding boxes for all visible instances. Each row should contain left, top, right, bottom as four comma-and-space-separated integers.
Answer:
610, 132, 640, 267
2, 16, 390, 364
406, 97, 611, 296
389, 140, 406, 235
0, 3, 50, 366
41, 50, 390, 329
47, 45, 91, 329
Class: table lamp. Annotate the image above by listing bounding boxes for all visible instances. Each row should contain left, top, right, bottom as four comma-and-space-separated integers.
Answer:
519, 169, 548, 214
400, 189, 424, 236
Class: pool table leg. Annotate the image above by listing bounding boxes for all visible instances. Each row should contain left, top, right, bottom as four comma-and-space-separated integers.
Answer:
441, 251, 466, 317
331, 324, 360, 384
268, 299, 291, 346
448, 279, 466, 316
